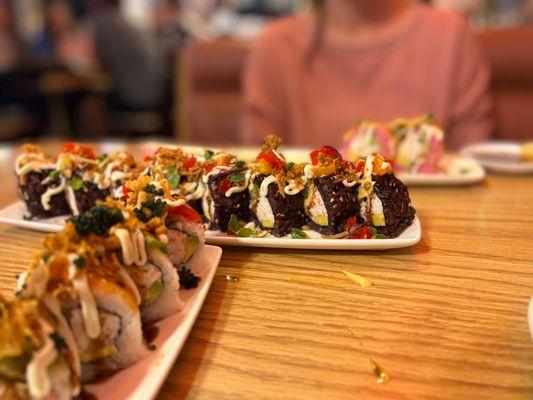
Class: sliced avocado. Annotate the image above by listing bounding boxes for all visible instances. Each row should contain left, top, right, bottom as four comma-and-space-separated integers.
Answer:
145, 235, 167, 253
0, 354, 30, 381
311, 215, 329, 226
260, 219, 274, 228
148, 281, 165, 304
183, 236, 200, 262
80, 344, 117, 363
372, 214, 386, 227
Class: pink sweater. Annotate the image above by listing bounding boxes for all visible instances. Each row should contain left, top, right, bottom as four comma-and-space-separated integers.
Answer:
241, 5, 493, 150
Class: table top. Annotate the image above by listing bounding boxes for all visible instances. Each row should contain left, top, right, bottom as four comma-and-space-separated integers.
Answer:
0, 142, 532, 399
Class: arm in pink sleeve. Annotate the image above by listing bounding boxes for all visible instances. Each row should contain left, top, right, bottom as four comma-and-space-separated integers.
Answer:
446, 20, 494, 150
240, 31, 288, 146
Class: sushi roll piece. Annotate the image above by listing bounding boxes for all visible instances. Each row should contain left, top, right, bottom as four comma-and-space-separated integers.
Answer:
303, 146, 360, 235
341, 120, 397, 161
391, 115, 444, 174
201, 152, 252, 231
357, 154, 415, 238
144, 147, 205, 215
95, 150, 141, 200
0, 295, 81, 399
15, 144, 71, 218
249, 135, 306, 237
68, 199, 184, 324
19, 225, 150, 381
56, 143, 109, 215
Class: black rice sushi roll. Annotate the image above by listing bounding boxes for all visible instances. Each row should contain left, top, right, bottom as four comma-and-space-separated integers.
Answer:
303, 146, 360, 235
356, 154, 415, 238
249, 135, 306, 236
15, 144, 70, 218
201, 152, 252, 231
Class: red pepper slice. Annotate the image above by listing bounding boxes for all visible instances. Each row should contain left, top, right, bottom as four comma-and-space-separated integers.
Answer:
121, 185, 132, 201
218, 178, 232, 195
354, 159, 366, 174
309, 146, 341, 165
144, 155, 154, 162
183, 156, 197, 169
349, 225, 372, 239
256, 150, 285, 171
60, 142, 96, 159
168, 205, 202, 223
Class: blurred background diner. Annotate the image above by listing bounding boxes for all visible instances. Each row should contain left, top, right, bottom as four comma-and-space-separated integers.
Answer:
0, 0, 532, 146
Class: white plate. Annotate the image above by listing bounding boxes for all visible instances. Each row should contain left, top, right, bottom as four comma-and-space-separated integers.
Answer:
462, 142, 533, 174
0, 201, 421, 250
205, 217, 421, 250
84, 244, 222, 400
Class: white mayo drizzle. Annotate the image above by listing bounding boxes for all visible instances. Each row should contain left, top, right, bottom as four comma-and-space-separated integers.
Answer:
68, 254, 101, 340
114, 228, 148, 267
16, 161, 56, 178
304, 164, 315, 179
225, 170, 251, 197
41, 177, 66, 211
65, 186, 80, 216
16, 271, 28, 292
259, 175, 278, 197
42, 295, 81, 385
26, 318, 58, 398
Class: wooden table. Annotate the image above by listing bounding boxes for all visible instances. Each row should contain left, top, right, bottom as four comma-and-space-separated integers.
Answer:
0, 143, 532, 399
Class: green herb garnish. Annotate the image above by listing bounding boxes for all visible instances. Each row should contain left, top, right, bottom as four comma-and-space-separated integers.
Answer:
67, 176, 85, 191
97, 154, 108, 165
134, 199, 166, 222
228, 214, 245, 233
48, 170, 61, 181
204, 150, 214, 160
290, 228, 308, 239
41, 252, 52, 263
375, 234, 388, 239
70, 206, 124, 236
23, 214, 35, 221
143, 183, 164, 196
230, 172, 245, 184
285, 162, 295, 171
74, 256, 85, 268
233, 160, 245, 168
236, 227, 254, 237
49, 332, 66, 351
167, 166, 180, 189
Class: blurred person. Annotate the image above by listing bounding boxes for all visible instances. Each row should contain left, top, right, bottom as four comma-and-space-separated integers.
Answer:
91, 0, 165, 111
241, 0, 493, 150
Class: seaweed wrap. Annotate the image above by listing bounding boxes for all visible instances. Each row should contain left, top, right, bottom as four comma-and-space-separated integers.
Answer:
15, 144, 70, 218
0, 296, 81, 399
201, 153, 252, 231
249, 135, 306, 236
303, 146, 360, 235
357, 154, 415, 238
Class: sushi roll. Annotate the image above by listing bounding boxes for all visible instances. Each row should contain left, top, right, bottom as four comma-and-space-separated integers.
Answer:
303, 146, 360, 235
18, 230, 150, 381
56, 143, 109, 215
341, 120, 397, 161
201, 152, 252, 231
390, 115, 444, 174
95, 150, 141, 200
15, 144, 70, 218
144, 147, 205, 215
249, 135, 306, 237
0, 296, 81, 399
357, 154, 415, 238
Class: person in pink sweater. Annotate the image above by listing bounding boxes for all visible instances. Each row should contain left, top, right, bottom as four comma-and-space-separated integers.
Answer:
241, 0, 493, 151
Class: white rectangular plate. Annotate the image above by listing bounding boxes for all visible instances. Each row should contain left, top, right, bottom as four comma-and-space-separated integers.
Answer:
0, 201, 421, 250
462, 142, 533, 175
84, 244, 222, 400
205, 217, 421, 250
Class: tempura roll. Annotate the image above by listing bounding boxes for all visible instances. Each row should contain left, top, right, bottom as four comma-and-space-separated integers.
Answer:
0, 296, 81, 399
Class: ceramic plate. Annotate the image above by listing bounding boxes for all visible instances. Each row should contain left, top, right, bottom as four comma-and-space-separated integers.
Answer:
462, 142, 533, 174
0, 201, 421, 250
84, 244, 222, 400
205, 217, 421, 250
396, 157, 486, 186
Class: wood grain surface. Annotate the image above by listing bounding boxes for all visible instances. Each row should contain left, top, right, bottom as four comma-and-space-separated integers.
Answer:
0, 143, 532, 400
